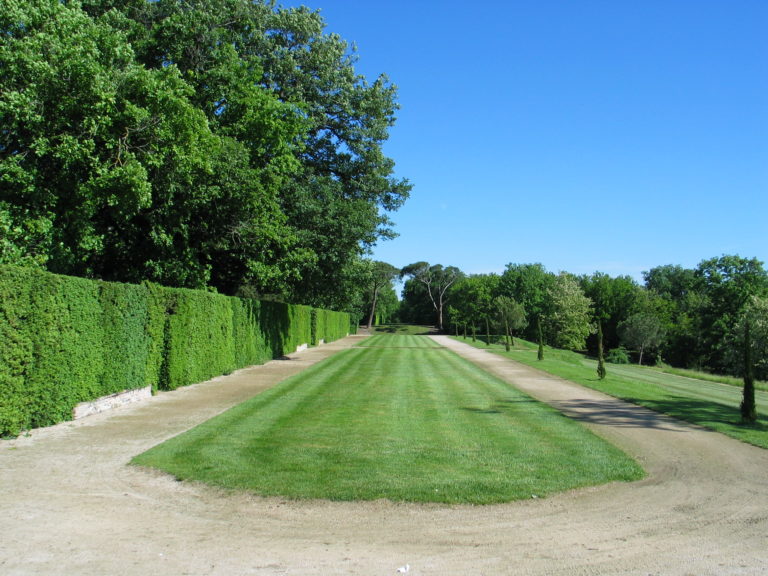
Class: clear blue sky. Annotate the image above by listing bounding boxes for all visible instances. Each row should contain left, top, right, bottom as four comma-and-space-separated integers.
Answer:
283, 0, 768, 281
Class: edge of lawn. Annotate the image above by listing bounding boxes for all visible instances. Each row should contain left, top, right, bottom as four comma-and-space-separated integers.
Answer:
453, 336, 768, 450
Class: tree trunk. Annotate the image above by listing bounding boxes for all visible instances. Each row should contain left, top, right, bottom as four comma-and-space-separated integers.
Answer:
638, 344, 644, 366
485, 317, 490, 347
741, 319, 757, 423
537, 317, 544, 360
366, 287, 379, 329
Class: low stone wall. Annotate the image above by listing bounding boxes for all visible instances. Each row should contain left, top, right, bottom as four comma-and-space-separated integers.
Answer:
73, 386, 152, 420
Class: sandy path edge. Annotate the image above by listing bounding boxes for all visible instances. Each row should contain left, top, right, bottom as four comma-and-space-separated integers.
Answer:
1, 333, 767, 575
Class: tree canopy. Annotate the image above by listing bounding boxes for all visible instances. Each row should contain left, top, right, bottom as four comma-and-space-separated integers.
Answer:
1, 0, 410, 310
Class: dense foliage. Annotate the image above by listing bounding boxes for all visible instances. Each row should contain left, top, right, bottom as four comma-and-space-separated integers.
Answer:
401, 255, 768, 380
1, 0, 410, 309
0, 264, 351, 436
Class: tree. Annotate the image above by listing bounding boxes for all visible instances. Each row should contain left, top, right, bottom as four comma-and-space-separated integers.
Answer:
494, 296, 527, 351
619, 313, 665, 365
644, 264, 702, 369
597, 321, 607, 379
500, 263, 555, 341
544, 273, 593, 351
3, 0, 411, 310
401, 262, 463, 331
537, 317, 545, 360
580, 272, 641, 355
740, 317, 757, 423
364, 261, 399, 329
695, 255, 768, 375
449, 274, 500, 345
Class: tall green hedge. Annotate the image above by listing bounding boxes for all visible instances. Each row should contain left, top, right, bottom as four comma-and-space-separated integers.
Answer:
0, 265, 351, 436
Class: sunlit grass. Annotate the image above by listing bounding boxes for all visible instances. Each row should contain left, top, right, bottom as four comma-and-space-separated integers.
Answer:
457, 336, 768, 449
132, 335, 643, 503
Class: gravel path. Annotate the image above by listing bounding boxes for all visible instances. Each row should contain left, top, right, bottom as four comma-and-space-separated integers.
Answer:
2, 334, 767, 575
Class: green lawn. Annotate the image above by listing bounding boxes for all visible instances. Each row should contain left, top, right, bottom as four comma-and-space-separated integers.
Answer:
457, 336, 768, 449
132, 334, 643, 503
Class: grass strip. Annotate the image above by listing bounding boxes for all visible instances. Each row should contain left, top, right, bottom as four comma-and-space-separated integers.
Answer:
456, 337, 768, 449
132, 335, 642, 503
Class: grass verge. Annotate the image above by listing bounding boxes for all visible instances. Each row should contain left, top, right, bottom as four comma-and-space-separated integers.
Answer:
456, 336, 768, 449
132, 334, 643, 504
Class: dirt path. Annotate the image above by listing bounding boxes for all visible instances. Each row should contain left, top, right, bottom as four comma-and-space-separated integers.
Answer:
2, 334, 767, 575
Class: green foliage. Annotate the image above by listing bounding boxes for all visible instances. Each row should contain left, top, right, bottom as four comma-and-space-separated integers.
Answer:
400, 262, 463, 330
544, 273, 594, 351
1, 0, 410, 310
619, 312, 666, 365
606, 347, 631, 364
0, 265, 350, 436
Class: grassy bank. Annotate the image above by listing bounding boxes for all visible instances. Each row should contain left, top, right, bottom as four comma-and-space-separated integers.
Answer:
133, 334, 642, 503
456, 336, 768, 449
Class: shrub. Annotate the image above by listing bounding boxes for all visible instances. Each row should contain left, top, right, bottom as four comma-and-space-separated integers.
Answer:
606, 346, 631, 364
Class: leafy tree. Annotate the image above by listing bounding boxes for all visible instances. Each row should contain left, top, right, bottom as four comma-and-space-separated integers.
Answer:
695, 255, 768, 375
644, 264, 703, 369
500, 263, 556, 341
494, 296, 527, 351
401, 262, 463, 331
2, 0, 411, 310
544, 273, 593, 351
619, 312, 665, 365
363, 261, 399, 328
580, 272, 640, 354
449, 274, 500, 345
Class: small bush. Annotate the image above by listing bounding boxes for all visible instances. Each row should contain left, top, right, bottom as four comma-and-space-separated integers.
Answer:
606, 346, 631, 364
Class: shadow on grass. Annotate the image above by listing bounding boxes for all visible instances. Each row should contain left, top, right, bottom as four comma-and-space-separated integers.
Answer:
462, 398, 538, 415
633, 397, 768, 431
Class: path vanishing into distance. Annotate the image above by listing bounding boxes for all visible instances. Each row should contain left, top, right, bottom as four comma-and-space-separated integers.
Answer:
2, 333, 767, 575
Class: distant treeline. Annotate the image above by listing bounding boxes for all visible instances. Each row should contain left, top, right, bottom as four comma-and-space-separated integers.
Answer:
396, 256, 768, 379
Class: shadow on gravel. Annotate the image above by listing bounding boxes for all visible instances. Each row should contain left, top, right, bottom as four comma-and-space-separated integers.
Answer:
551, 399, 686, 431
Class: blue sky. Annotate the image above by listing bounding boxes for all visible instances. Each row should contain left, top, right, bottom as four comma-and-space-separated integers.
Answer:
283, 0, 767, 281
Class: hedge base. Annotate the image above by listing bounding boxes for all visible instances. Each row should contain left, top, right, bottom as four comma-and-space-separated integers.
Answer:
72, 386, 152, 420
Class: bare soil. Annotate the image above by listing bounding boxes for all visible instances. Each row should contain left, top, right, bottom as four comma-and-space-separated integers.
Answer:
2, 334, 767, 575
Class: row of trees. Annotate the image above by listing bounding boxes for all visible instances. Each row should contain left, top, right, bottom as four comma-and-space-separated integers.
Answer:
390, 256, 768, 385
1, 0, 410, 311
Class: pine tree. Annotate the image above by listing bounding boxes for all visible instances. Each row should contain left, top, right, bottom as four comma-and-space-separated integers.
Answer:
597, 322, 607, 380
537, 317, 545, 361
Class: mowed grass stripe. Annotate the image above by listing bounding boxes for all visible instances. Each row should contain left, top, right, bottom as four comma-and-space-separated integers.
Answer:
357, 334, 443, 348
133, 337, 642, 503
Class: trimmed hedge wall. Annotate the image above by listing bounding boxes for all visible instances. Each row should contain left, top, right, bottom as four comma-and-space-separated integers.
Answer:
0, 265, 351, 436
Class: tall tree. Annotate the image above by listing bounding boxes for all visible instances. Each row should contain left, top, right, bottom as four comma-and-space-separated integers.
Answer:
619, 312, 665, 365
494, 296, 527, 351
580, 272, 640, 354
499, 263, 555, 341
695, 255, 768, 375
544, 273, 593, 351
364, 261, 399, 329
401, 262, 462, 331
